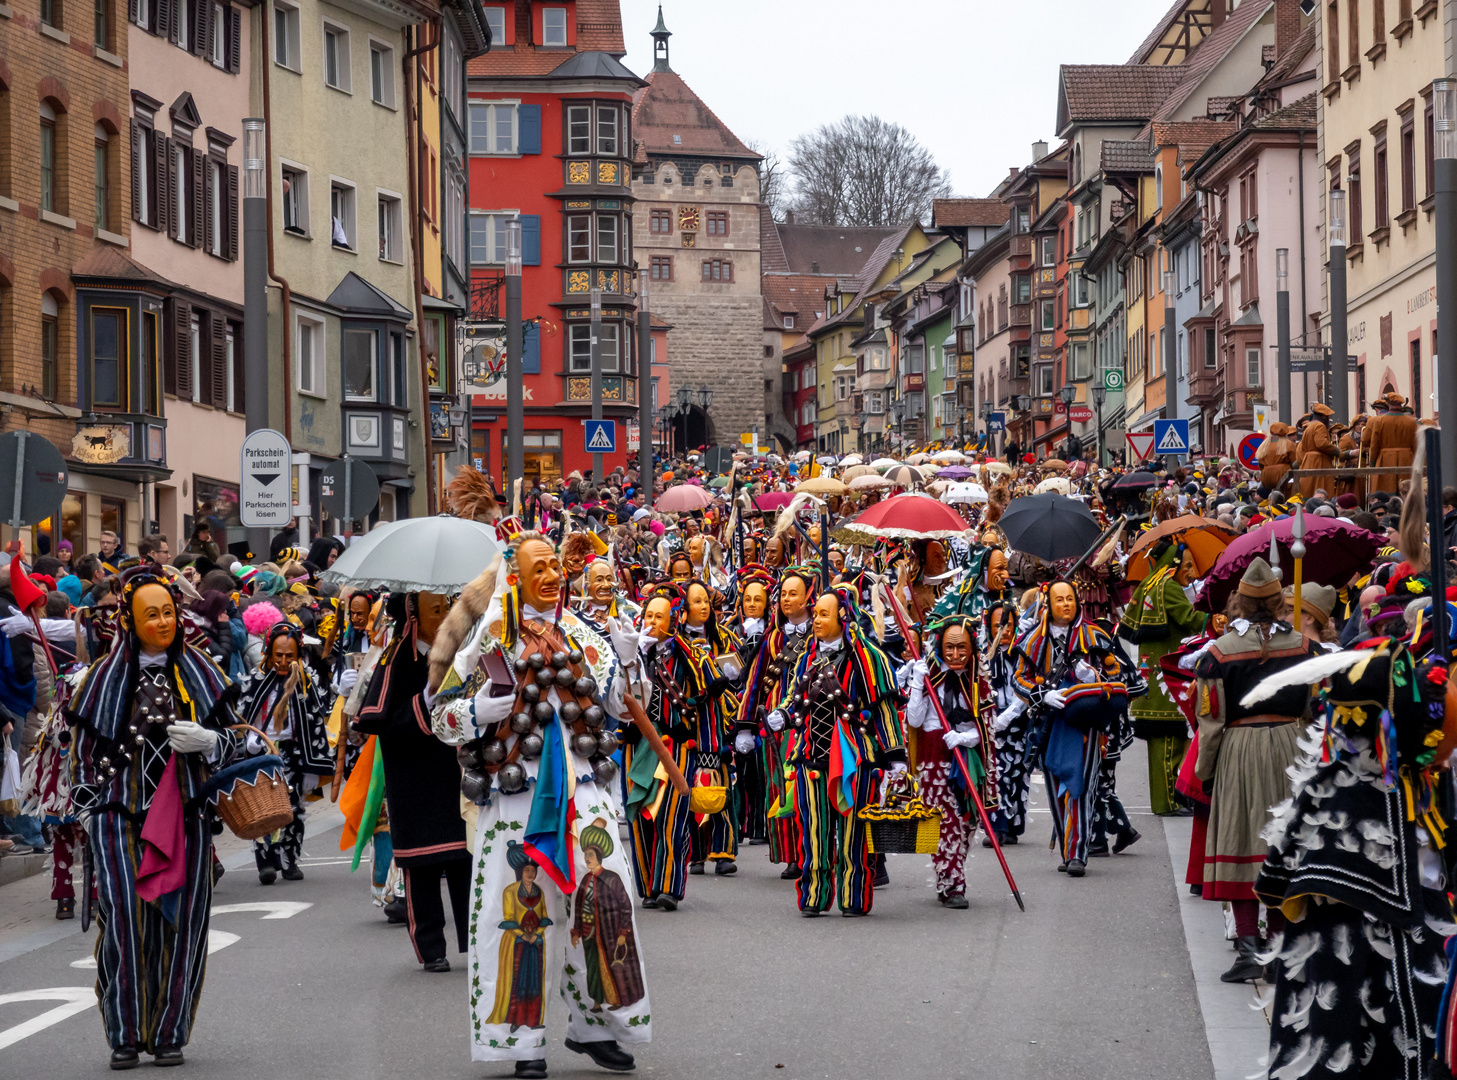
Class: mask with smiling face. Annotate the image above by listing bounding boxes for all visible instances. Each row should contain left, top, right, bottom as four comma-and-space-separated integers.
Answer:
586, 561, 616, 606
812, 593, 843, 642
129, 582, 177, 653
1048, 581, 1078, 627
516, 539, 563, 613
779, 574, 810, 623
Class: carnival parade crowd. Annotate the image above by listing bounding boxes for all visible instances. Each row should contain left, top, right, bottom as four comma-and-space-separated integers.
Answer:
7, 389, 1457, 1078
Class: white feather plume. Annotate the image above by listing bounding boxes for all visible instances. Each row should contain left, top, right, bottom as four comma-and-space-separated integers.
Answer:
1324, 1042, 1353, 1073
1271, 1035, 1326, 1080
1240, 650, 1369, 708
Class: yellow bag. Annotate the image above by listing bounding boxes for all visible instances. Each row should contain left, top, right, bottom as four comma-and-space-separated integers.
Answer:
689, 771, 727, 815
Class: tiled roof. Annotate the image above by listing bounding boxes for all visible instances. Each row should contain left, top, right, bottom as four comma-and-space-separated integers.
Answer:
1058, 64, 1189, 131
1151, 0, 1273, 124
1250, 91, 1317, 131
72, 248, 174, 285
1258, 20, 1316, 86
762, 273, 832, 316
1101, 139, 1155, 173
774, 223, 899, 277
761, 212, 790, 274
467, 0, 626, 78
1127, 0, 1199, 64
1151, 118, 1237, 159
851, 224, 917, 294
931, 198, 1007, 229
631, 69, 759, 162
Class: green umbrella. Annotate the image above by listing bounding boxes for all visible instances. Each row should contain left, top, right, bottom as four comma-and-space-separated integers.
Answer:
708, 476, 731, 489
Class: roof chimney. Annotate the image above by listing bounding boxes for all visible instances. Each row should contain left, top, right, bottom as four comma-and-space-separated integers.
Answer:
785, 209, 795, 225
811, 260, 819, 274
1031, 140, 1048, 161
1275, 0, 1300, 59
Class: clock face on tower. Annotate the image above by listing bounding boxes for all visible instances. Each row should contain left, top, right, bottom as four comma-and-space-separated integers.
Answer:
677, 205, 699, 231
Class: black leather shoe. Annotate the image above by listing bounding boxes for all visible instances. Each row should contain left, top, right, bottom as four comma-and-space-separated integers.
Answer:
714, 859, 737, 876
423, 957, 450, 972
779, 864, 800, 880
1057, 861, 1068, 873
56, 896, 74, 920
940, 894, 969, 909
840, 909, 866, 917
872, 854, 889, 887
1114, 828, 1142, 854
688, 861, 705, 875
1086, 842, 1110, 858
514, 1059, 548, 1078
109, 1046, 140, 1070
654, 894, 678, 912
1189, 883, 1202, 896
565, 1038, 636, 1072
1222, 936, 1264, 983
640, 897, 657, 908
152, 1046, 184, 1067
258, 868, 277, 885
1002, 833, 1018, 846
981, 834, 994, 848
211, 859, 225, 886
1066, 858, 1086, 878
281, 863, 304, 881
383, 898, 407, 924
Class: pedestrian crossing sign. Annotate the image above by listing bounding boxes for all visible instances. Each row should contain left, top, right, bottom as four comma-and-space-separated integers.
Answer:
1153, 418, 1189, 457
583, 419, 617, 454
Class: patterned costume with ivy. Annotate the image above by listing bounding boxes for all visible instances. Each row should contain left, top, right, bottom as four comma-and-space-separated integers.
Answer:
431, 594, 650, 1064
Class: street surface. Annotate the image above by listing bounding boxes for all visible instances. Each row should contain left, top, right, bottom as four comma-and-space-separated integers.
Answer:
0, 766, 1246, 1079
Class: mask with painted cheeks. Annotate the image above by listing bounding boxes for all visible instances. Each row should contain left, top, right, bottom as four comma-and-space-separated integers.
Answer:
812, 593, 842, 643
129, 582, 177, 653
1048, 581, 1078, 627
586, 561, 616, 605
740, 582, 768, 620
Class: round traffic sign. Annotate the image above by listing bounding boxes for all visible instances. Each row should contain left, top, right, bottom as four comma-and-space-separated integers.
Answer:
1238, 432, 1265, 470
1068, 405, 1093, 423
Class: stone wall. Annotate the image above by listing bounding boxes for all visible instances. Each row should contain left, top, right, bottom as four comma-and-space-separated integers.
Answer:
650, 292, 763, 446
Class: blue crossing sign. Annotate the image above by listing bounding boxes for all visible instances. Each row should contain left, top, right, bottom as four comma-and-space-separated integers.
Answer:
582, 419, 617, 454
987, 411, 1005, 433
1153, 418, 1190, 458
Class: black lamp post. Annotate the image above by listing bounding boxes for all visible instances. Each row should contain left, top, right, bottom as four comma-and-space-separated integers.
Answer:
889, 399, 905, 452
1058, 384, 1077, 459
1091, 383, 1106, 465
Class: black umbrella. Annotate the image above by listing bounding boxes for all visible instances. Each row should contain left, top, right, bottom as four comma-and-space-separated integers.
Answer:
997, 493, 1102, 561
1111, 470, 1158, 491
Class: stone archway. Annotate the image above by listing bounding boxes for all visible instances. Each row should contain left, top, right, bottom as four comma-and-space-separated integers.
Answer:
672, 404, 713, 454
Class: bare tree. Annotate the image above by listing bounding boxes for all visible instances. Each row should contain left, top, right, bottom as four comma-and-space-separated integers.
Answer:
748, 139, 788, 221
785, 115, 953, 227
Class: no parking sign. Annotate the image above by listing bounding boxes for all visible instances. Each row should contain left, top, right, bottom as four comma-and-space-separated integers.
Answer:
1238, 432, 1265, 470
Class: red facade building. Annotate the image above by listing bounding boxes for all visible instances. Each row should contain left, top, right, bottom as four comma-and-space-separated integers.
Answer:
466, 1, 644, 485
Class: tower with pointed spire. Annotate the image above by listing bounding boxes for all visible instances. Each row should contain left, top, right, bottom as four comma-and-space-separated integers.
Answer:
631, 8, 770, 450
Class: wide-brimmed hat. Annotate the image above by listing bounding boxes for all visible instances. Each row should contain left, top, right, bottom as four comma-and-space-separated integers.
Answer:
1383, 391, 1408, 408
1312, 402, 1335, 417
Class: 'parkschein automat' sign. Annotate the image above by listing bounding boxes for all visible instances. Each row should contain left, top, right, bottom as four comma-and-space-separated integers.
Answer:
240, 429, 293, 528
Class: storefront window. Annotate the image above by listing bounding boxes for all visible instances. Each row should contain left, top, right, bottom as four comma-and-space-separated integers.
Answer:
193, 475, 242, 550
101, 496, 126, 553
503, 429, 562, 487
61, 492, 85, 555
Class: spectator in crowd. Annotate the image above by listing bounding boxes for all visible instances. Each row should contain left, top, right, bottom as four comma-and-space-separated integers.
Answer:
97, 529, 122, 569
137, 533, 170, 566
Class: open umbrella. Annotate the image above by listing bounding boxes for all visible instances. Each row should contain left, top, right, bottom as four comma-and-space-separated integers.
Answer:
817, 455, 839, 466
932, 449, 966, 464
847, 493, 972, 540
1032, 476, 1072, 496
794, 450, 813, 462
840, 464, 876, 482
937, 465, 974, 480
656, 484, 716, 512
321, 516, 504, 594
870, 458, 900, 471
794, 476, 848, 496
906, 453, 933, 465
997, 493, 1102, 561
708, 476, 732, 489
754, 491, 794, 512
1124, 514, 1237, 582
849, 474, 891, 491
883, 464, 925, 487
1111, 470, 1158, 491
839, 453, 864, 467
944, 482, 988, 506
983, 461, 1013, 476
1201, 518, 1382, 614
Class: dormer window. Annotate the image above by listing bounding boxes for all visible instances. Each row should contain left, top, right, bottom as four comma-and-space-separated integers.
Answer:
542, 6, 566, 46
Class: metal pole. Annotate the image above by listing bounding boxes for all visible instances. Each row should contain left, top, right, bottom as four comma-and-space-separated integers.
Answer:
1277, 248, 1292, 426
342, 455, 353, 536
1435, 81, 1457, 482
1328, 189, 1350, 424
505, 221, 524, 493
1094, 398, 1103, 466
638, 270, 653, 479
1163, 269, 1177, 471
1425, 426, 1448, 660
242, 118, 270, 560
590, 287, 603, 484
10, 429, 27, 529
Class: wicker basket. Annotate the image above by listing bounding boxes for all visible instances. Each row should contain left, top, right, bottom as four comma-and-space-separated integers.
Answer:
213, 725, 296, 841
859, 783, 944, 854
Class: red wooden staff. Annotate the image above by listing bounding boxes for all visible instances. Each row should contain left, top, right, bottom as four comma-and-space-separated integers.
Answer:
879, 582, 1025, 913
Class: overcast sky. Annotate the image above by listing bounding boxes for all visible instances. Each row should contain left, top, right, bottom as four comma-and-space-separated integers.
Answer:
618, 0, 1177, 199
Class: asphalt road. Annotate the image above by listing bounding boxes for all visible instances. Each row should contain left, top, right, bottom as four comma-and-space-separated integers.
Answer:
0, 764, 1216, 1080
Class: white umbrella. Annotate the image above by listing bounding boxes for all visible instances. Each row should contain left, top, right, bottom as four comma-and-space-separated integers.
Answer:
817, 455, 839, 466
839, 453, 865, 466
870, 457, 900, 471
932, 449, 966, 464
906, 453, 933, 465
794, 450, 813, 462
944, 482, 988, 505
849, 474, 891, 491
321, 516, 504, 594
883, 464, 925, 487
1033, 476, 1073, 496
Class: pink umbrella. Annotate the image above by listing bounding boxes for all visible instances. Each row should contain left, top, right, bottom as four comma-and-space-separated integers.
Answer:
849, 493, 973, 539
754, 491, 794, 512
655, 484, 715, 513
1201, 517, 1382, 613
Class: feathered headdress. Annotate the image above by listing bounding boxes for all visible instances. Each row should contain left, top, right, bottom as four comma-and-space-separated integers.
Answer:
445, 466, 502, 524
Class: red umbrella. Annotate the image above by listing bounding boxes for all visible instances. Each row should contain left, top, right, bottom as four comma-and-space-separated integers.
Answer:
754, 491, 794, 512
1201, 517, 1382, 613
848, 493, 972, 540
654, 484, 715, 513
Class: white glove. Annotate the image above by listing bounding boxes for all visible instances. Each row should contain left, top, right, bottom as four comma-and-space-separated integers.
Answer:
333, 667, 360, 696
607, 616, 640, 666
734, 730, 757, 754
245, 731, 267, 755
1043, 688, 1067, 710
766, 710, 787, 732
473, 688, 517, 731
168, 721, 221, 756
943, 727, 981, 750
993, 701, 1023, 733
1073, 660, 1099, 684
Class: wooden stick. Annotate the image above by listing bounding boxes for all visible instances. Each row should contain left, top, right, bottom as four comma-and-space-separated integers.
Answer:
621, 690, 692, 797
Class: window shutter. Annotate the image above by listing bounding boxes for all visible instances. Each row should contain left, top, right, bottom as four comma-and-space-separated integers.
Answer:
197, 310, 215, 403
210, 312, 227, 407
517, 104, 541, 154
162, 300, 179, 396
203, 157, 214, 255
191, 147, 204, 247
154, 133, 171, 233
232, 320, 245, 413
523, 321, 539, 374
226, 6, 240, 71
519, 214, 540, 265
159, 0, 175, 42
130, 122, 143, 221
192, 0, 209, 55
226, 164, 239, 260
169, 299, 192, 397
128, 0, 138, 23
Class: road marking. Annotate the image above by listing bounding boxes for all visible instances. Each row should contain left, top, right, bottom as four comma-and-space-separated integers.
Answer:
70, 930, 241, 969
0, 988, 96, 1050
211, 901, 313, 920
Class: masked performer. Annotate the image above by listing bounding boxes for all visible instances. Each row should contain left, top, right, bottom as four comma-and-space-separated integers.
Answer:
1192, 557, 1318, 983
733, 567, 818, 879
574, 558, 640, 630
237, 622, 334, 883
681, 578, 741, 877
1121, 539, 1213, 816
1013, 580, 1143, 878
729, 566, 775, 846
985, 602, 1030, 845
904, 615, 995, 908
354, 592, 471, 974
898, 539, 950, 629
768, 584, 905, 916
67, 567, 242, 1068
427, 531, 648, 1078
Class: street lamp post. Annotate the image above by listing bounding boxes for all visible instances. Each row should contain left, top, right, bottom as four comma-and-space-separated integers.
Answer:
889, 400, 904, 453
505, 220, 524, 500
1276, 247, 1292, 425
1058, 384, 1076, 459
241, 118, 270, 557
1328, 188, 1349, 424
1162, 268, 1177, 428
1435, 80, 1457, 480
589, 287, 603, 484
676, 387, 690, 457
638, 270, 653, 477
1092, 383, 1106, 465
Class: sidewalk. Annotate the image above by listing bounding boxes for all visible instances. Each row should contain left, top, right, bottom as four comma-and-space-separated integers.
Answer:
0, 798, 346, 964
1163, 814, 1271, 1080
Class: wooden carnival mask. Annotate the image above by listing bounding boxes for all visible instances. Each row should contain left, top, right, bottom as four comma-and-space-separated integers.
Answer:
642, 595, 673, 641
1049, 582, 1078, 627
686, 582, 713, 628
130, 582, 177, 653
517, 540, 563, 612
779, 574, 810, 622
741, 582, 768, 620
812, 593, 843, 642
586, 561, 616, 605
940, 624, 973, 672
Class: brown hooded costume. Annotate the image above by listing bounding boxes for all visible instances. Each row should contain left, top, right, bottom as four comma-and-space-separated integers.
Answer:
1365, 392, 1418, 492
1295, 403, 1338, 499
1256, 422, 1298, 490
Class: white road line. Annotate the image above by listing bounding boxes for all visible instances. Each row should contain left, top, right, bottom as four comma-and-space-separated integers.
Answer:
0, 988, 97, 1050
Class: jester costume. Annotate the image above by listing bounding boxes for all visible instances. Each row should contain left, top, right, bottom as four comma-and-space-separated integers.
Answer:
774, 585, 905, 916
681, 593, 741, 873
1120, 542, 1209, 815
428, 543, 651, 1066
67, 580, 242, 1060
